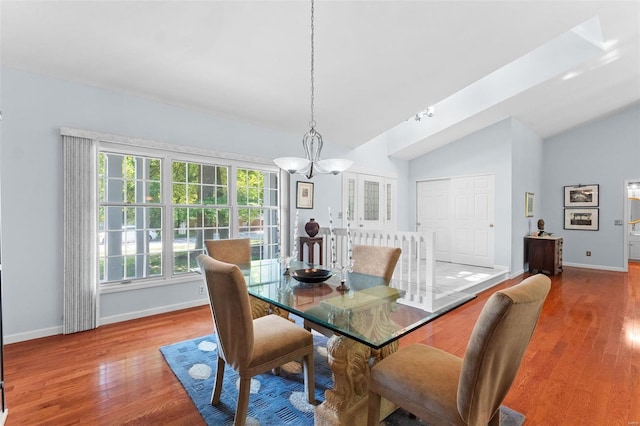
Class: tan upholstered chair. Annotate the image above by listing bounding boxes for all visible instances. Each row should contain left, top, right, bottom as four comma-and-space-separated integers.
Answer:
367, 274, 551, 426
304, 245, 402, 336
351, 244, 402, 282
205, 238, 288, 320
205, 238, 251, 267
196, 254, 316, 426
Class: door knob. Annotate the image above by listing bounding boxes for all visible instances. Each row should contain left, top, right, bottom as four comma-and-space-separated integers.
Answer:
489, 224, 494, 228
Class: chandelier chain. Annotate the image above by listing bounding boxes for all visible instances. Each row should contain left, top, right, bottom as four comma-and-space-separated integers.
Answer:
309, 0, 316, 129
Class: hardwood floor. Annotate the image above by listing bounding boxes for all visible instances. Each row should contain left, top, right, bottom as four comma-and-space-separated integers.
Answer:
4, 264, 639, 425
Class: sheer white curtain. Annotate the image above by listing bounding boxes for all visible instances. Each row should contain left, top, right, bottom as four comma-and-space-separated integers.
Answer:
62, 133, 98, 334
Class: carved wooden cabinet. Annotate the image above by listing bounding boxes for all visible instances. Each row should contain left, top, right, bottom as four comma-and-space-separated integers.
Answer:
525, 236, 563, 276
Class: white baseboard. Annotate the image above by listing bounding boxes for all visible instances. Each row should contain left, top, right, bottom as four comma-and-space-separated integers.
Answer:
0, 409, 7, 426
4, 299, 210, 344
509, 268, 525, 278
562, 262, 626, 272
5, 326, 64, 344
100, 298, 209, 326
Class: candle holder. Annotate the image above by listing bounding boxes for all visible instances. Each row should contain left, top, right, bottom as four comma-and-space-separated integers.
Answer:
332, 261, 353, 292
279, 248, 298, 276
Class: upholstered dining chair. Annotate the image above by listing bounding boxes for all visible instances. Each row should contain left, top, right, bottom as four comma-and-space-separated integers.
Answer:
204, 238, 289, 320
196, 254, 316, 426
204, 238, 251, 267
304, 245, 402, 337
351, 244, 402, 283
367, 273, 551, 426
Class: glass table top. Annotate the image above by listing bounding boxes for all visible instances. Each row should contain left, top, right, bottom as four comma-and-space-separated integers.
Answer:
241, 259, 476, 350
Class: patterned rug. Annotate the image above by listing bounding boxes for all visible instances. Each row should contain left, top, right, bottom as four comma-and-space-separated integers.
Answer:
160, 334, 525, 425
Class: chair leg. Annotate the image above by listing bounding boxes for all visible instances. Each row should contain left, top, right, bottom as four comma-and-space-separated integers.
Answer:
211, 357, 225, 405
234, 376, 252, 426
367, 390, 382, 426
302, 352, 316, 404
488, 409, 501, 426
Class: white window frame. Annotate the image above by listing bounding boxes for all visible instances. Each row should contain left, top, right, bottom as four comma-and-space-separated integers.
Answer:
62, 128, 280, 294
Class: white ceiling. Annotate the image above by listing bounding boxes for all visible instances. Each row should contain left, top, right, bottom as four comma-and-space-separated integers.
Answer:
2, 1, 639, 159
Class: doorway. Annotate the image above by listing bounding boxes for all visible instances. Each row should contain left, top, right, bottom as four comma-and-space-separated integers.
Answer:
417, 174, 495, 268
626, 179, 640, 269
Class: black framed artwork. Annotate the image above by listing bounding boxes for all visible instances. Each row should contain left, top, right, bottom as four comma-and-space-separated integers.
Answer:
296, 181, 314, 209
564, 208, 599, 231
564, 184, 599, 208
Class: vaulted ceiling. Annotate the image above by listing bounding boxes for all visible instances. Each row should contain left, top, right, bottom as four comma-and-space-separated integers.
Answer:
2, 1, 639, 159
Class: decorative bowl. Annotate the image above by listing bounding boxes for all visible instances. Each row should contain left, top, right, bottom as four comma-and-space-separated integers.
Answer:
290, 268, 333, 284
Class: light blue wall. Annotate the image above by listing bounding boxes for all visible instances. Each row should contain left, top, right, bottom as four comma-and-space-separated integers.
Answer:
540, 104, 640, 270
0, 67, 404, 342
510, 118, 544, 275
289, 133, 412, 233
2, 65, 636, 342
408, 119, 513, 270
0, 67, 299, 340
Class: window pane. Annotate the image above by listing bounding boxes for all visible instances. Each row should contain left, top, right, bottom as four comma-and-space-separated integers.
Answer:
173, 162, 187, 183
146, 181, 161, 203
98, 205, 163, 283
348, 178, 356, 221
217, 187, 228, 205
173, 183, 187, 204
364, 180, 380, 221
218, 167, 228, 185
202, 165, 216, 185
188, 163, 200, 183
203, 185, 215, 205
148, 158, 161, 180
187, 183, 201, 204
98, 152, 164, 284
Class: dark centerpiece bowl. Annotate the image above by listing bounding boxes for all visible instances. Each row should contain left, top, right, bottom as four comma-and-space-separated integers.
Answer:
290, 268, 333, 284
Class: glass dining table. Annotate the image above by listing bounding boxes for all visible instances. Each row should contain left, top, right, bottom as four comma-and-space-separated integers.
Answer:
239, 259, 476, 425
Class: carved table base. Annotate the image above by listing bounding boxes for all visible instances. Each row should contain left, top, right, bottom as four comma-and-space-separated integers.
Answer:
314, 336, 399, 425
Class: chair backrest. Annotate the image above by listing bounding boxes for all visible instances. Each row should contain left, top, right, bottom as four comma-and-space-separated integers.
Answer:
457, 274, 551, 425
351, 245, 402, 282
196, 254, 254, 371
205, 238, 251, 265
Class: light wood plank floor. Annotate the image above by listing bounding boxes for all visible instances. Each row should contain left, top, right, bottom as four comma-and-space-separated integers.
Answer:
4, 264, 639, 425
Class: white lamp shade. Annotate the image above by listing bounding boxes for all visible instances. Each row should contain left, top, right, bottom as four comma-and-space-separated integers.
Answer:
317, 158, 353, 175
273, 157, 311, 174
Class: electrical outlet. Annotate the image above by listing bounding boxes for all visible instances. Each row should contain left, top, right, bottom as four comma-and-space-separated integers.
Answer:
199, 285, 205, 294
586, 251, 591, 256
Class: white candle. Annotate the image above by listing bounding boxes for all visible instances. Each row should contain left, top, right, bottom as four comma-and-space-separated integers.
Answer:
276, 208, 281, 257
328, 207, 336, 266
293, 209, 299, 258
346, 209, 352, 265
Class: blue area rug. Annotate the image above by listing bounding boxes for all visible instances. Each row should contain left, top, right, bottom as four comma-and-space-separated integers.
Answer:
160, 334, 525, 425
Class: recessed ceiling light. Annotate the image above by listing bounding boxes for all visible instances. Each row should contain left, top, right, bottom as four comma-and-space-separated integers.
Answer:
599, 49, 620, 65
562, 71, 582, 81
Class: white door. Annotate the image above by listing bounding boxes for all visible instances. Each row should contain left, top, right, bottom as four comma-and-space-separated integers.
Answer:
343, 172, 397, 231
450, 175, 494, 267
416, 174, 494, 267
416, 179, 452, 261
356, 174, 384, 230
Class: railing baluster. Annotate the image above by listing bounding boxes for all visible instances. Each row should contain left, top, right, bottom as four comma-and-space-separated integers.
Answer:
319, 227, 437, 311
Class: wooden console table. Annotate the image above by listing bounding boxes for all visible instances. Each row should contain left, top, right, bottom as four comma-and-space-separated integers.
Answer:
525, 236, 563, 276
299, 236, 323, 265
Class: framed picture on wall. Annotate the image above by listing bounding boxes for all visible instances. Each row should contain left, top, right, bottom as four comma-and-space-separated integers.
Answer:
564, 208, 599, 231
296, 181, 314, 209
564, 184, 599, 207
525, 192, 535, 217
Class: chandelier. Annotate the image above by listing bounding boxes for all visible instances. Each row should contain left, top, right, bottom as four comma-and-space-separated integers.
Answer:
274, 0, 353, 180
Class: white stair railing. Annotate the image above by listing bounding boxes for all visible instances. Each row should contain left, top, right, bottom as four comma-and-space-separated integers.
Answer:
317, 228, 437, 310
